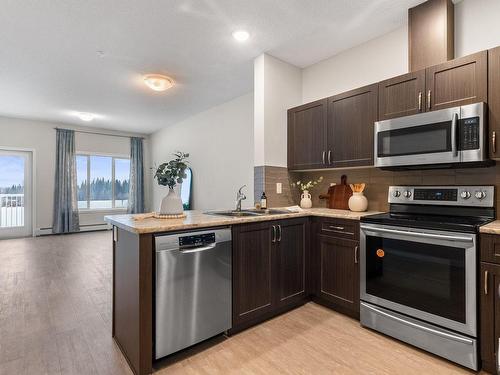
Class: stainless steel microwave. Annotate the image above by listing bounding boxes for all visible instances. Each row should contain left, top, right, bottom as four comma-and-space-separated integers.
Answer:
374, 102, 488, 169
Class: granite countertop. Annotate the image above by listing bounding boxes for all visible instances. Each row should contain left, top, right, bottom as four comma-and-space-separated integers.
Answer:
105, 208, 381, 234
479, 220, 500, 234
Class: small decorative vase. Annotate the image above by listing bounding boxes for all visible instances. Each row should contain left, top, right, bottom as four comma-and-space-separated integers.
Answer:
300, 190, 313, 209
159, 188, 183, 215
348, 192, 368, 212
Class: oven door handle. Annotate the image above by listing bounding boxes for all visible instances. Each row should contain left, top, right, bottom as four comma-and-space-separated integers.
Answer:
361, 303, 474, 346
361, 226, 474, 243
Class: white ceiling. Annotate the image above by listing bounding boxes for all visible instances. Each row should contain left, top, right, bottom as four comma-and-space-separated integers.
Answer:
0, 0, 429, 134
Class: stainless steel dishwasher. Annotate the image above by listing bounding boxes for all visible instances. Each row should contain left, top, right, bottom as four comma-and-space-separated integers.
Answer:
155, 227, 232, 359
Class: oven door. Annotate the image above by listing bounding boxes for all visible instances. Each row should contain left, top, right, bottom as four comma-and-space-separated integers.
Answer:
360, 223, 476, 337
374, 106, 461, 167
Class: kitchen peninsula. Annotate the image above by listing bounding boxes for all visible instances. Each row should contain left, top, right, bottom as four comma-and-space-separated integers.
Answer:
105, 208, 379, 375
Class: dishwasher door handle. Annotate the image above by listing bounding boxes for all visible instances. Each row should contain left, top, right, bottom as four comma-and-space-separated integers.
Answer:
179, 243, 217, 254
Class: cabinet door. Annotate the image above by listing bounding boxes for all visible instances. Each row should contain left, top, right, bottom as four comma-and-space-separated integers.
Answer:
287, 99, 328, 170
327, 84, 377, 168
317, 235, 359, 316
426, 50, 487, 112
275, 218, 308, 308
480, 262, 500, 374
232, 222, 274, 325
378, 70, 426, 120
489, 47, 500, 159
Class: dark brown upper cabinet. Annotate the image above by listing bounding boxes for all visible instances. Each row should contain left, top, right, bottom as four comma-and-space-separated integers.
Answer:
287, 99, 328, 170
489, 46, 500, 159
408, 0, 454, 72
378, 70, 426, 120
327, 84, 378, 168
426, 50, 487, 112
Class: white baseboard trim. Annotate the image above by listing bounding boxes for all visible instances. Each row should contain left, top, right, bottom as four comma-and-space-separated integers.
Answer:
36, 223, 111, 236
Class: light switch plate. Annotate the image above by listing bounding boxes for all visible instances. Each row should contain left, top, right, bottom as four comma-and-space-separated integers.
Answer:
276, 183, 282, 194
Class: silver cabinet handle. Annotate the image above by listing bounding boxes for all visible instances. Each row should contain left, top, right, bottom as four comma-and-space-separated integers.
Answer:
354, 245, 358, 264
322, 151, 326, 165
361, 303, 474, 345
418, 92, 422, 111
277, 225, 282, 243
427, 90, 431, 110
485, 270, 489, 295
329, 225, 345, 231
493, 131, 497, 154
451, 113, 458, 157
271, 225, 276, 243
328, 150, 332, 164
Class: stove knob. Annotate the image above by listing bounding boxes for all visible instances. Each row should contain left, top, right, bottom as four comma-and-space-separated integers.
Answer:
392, 190, 401, 198
403, 190, 412, 198
460, 191, 471, 200
475, 191, 486, 200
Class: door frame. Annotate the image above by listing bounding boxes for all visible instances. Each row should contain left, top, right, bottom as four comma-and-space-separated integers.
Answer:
0, 146, 36, 238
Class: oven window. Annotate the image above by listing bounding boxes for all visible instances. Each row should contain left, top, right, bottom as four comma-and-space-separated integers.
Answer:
365, 235, 466, 323
377, 121, 451, 157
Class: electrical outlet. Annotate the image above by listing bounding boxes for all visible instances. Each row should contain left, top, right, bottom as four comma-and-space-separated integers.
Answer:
276, 183, 282, 194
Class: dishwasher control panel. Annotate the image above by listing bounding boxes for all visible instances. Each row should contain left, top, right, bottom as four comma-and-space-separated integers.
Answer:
179, 233, 215, 247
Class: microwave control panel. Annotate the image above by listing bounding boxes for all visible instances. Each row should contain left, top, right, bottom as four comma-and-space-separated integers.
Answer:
460, 117, 480, 150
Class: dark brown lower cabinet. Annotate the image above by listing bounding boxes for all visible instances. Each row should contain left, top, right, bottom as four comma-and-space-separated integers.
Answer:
480, 261, 500, 374
312, 219, 360, 319
232, 218, 308, 331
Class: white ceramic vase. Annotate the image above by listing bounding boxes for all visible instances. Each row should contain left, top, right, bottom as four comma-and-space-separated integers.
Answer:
159, 188, 183, 215
348, 192, 368, 212
300, 190, 313, 209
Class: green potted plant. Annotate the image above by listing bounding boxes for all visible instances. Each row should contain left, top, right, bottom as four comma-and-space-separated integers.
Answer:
154, 152, 189, 215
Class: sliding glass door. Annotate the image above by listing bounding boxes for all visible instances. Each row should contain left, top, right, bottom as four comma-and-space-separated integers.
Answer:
0, 150, 32, 239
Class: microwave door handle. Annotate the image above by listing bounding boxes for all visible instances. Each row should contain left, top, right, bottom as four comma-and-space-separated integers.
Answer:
451, 113, 458, 157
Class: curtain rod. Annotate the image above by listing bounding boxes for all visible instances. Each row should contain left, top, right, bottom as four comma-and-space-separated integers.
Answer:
54, 127, 145, 140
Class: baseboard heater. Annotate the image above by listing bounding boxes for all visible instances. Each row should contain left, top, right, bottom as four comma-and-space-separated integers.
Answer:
36, 223, 111, 236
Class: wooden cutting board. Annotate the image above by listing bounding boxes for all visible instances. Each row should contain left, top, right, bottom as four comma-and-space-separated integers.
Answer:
319, 175, 353, 210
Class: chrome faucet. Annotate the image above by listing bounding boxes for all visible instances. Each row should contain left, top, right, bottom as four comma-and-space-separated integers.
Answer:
235, 185, 247, 212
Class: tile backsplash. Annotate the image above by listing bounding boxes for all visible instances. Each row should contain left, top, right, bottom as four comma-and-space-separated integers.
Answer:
258, 165, 500, 212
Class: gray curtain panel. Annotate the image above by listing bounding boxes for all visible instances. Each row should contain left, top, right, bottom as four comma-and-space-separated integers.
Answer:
128, 137, 145, 214
52, 129, 80, 233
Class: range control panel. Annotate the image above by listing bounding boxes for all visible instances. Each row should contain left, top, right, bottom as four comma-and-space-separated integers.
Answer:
388, 185, 494, 208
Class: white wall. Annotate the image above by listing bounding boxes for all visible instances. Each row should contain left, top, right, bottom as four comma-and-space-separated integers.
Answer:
254, 54, 302, 167
302, 0, 500, 103
455, 0, 500, 57
150, 92, 254, 211
0, 116, 150, 232
302, 26, 408, 102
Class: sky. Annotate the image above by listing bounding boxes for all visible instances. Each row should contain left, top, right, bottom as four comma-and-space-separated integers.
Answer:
0, 156, 24, 188
76, 155, 130, 184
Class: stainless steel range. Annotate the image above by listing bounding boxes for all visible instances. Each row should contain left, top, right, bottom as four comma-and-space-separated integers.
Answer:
360, 185, 495, 370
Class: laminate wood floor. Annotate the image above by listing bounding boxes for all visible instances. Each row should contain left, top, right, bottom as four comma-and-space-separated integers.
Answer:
0, 232, 483, 375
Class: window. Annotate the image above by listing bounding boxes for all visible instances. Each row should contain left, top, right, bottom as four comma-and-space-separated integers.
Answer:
76, 154, 130, 210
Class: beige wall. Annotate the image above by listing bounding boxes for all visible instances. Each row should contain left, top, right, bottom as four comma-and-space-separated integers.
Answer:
0, 116, 150, 232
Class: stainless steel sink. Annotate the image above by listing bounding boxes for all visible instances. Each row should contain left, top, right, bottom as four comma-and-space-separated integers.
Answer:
205, 209, 291, 217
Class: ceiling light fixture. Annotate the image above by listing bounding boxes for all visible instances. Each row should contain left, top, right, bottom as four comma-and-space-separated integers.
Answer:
232, 30, 250, 42
143, 74, 175, 92
76, 112, 96, 122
